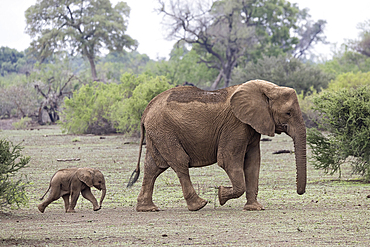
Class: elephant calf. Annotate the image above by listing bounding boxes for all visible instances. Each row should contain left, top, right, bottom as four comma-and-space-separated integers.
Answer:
38, 167, 106, 213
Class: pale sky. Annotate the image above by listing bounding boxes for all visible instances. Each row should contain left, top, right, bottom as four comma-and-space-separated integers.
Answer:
0, 0, 369, 60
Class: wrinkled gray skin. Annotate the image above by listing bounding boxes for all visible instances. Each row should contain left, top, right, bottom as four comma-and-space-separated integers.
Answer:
38, 167, 106, 213
130, 79, 306, 212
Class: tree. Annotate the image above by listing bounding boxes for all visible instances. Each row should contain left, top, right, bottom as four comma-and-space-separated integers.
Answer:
232, 54, 332, 95
319, 48, 370, 77
145, 43, 219, 88
97, 51, 151, 81
29, 56, 81, 124
158, 0, 326, 89
0, 73, 39, 118
292, 9, 327, 59
350, 20, 370, 57
25, 0, 138, 81
0, 139, 30, 209
0, 47, 26, 76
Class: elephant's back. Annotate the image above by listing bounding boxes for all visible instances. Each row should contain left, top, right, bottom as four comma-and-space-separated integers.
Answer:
166, 86, 228, 104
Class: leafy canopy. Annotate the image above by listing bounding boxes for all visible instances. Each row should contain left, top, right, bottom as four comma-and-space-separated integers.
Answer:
0, 47, 26, 76
159, 0, 326, 89
232, 54, 332, 95
145, 43, 218, 88
25, 0, 138, 80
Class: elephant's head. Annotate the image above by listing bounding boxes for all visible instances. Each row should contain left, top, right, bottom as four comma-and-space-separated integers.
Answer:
77, 168, 106, 206
230, 79, 306, 195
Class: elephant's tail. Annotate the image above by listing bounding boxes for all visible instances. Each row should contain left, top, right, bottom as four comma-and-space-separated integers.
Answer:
39, 184, 51, 200
127, 122, 144, 187
39, 170, 58, 200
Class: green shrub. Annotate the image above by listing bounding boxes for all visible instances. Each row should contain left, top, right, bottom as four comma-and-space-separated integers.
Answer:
61, 81, 126, 134
307, 85, 370, 180
111, 74, 173, 133
60, 73, 172, 134
327, 71, 370, 91
0, 139, 30, 209
12, 117, 32, 130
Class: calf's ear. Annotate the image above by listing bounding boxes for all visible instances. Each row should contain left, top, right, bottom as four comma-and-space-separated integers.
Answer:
77, 168, 93, 187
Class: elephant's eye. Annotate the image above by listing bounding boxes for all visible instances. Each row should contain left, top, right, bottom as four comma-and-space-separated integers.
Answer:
286, 112, 291, 117
98, 181, 102, 183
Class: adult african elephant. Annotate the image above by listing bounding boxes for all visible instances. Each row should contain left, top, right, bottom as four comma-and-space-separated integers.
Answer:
38, 167, 106, 213
128, 79, 306, 212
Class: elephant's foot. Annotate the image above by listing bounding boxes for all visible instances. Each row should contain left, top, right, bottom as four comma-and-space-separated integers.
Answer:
187, 197, 208, 211
37, 204, 45, 213
218, 186, 232, 206
243, 201, 265, 211
93, 205, 101, 211
136, 200, 160, 212
66, 209, 76, 213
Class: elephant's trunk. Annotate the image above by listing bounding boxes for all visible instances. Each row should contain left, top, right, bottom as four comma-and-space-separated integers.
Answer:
100, 186, 106, 206
289, 122, 307, 195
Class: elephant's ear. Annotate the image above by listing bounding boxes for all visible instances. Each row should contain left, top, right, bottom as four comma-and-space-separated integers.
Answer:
230, 80, 275, 137
77, 168, 93, 187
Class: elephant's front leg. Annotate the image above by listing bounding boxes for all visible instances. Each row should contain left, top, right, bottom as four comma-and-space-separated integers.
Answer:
81, 188, 100, 211
175, 168, 208, 211
243, 141, 264, 211
136, 152, 168, 212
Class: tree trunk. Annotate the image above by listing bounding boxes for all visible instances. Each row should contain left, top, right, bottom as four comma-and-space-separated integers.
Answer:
211, 69, 223, 90
87, 56, 98, 81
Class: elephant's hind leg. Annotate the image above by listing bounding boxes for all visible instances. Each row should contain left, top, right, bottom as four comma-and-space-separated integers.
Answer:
62, 195, 70, 212
38, 188, 60, 213
136, 152, 168, 212
175, 167, 208, 211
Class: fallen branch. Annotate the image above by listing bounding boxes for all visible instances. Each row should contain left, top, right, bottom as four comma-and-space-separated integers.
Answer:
57, 158, 81, 162
272, 150, 293, 154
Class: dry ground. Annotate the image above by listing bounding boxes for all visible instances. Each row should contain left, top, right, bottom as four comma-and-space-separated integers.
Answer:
0, 121, 370, 246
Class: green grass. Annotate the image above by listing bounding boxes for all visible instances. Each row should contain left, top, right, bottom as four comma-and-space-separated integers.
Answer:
0, 126, 370, 246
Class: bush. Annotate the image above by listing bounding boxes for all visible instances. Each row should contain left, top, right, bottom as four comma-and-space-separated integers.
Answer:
319, 50, 370, 77
0, 139, 30, 209
61, 73, 172, 134
111, 74, 173, 133
12, 117, 33, 130
327, 71, 370, 91
61, 81, 126, 134
307, 85, 370, 180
